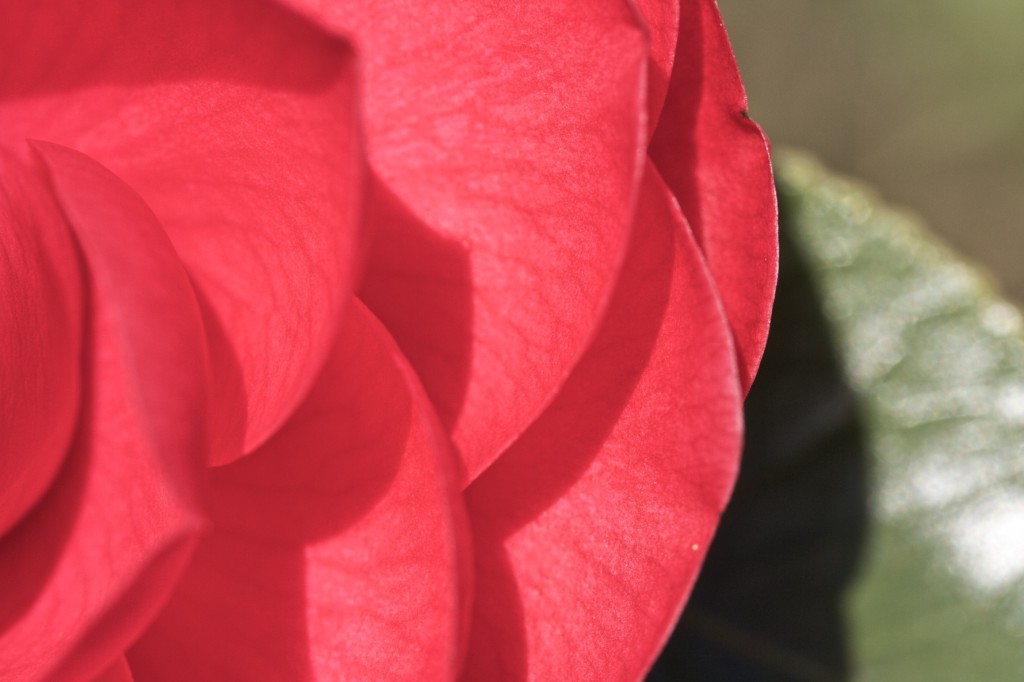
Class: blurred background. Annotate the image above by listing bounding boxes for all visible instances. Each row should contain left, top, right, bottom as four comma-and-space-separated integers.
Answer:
720, 0, 1024, 301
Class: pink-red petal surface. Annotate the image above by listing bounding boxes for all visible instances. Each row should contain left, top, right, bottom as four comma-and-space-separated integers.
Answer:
0, 0, 365, 459
91, 658, 133, 682
463, 165, 742, 681
633, 0, 681, 132
0, 147, 82, 535
649, 0, 777, 392
0, 145, 206, 682
129, 302, 469, 681
284, 0, 649, 483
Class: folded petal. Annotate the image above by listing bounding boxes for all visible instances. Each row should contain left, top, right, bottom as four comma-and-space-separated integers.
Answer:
285, 0, 648, 483
91, 658, 133, 682
0, 146, 82, 535
463, 165, 743, 681
633, 0, 680, 132
0, 145, 207, 681
129, 301, 470, 682
649, 0, 777, 392
0, 0, 365, 458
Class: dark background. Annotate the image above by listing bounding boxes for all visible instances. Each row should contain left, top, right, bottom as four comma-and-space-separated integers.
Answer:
720, 0, 1024, 302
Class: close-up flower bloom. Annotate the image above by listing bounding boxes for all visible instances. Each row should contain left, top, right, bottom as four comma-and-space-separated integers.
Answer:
0, 0, 775, 680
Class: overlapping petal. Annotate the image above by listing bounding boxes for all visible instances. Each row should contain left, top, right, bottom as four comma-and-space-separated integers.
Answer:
129, 302, 470, 681
633, 0, 681, 132
463, 165, 742, 680
0, 0, 365, 459
282, 0, 649, 483
0, 1, 774, 678
0, 148, 82, 535
0, 145, 207, 682
649, 0, 777, 392
91, 658, 133, 682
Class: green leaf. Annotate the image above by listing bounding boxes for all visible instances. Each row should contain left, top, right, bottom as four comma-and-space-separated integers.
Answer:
649, 153, 1024, 680
778, 152, 1024, 680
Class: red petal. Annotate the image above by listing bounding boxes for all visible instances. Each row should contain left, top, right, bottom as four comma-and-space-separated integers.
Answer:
285, 0, 649, 483
129, 301, 470, 682
0, 147, 82, 535
0, 0, 365, 459
462, 165, 743, 680
92, 658, 133, 682
0, 145, 207, 681
633, 0, 680, 133
649, 0, 777, 392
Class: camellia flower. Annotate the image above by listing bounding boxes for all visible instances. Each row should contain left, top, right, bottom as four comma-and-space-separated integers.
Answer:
0, 0, 775, 679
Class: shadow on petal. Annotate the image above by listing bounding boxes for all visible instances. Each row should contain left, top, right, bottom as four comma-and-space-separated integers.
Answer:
650, 197, 870, 681
0, 0, 365, 457
0, 344, 91, 634
360, 175, 473, 475
649, 0, 778, 391
0, 143, 207, 682
131, 303, 467, 681
463, 168, 680, 680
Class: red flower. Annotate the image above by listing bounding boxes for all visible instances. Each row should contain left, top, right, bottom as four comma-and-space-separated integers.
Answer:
0, 0, 775, 680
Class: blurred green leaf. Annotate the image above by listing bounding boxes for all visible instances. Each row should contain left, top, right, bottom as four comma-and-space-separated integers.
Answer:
778, 152, 1024, 680
650, 153, 1024, 680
